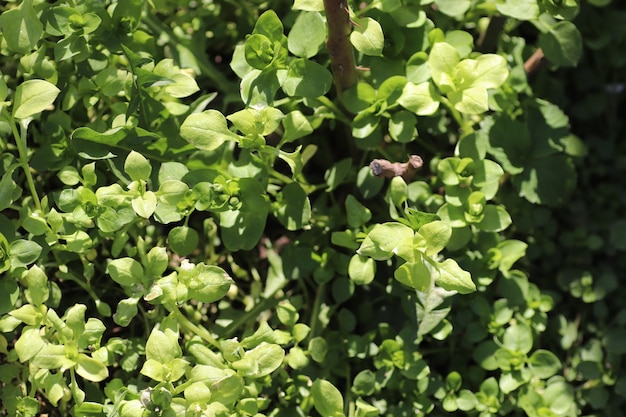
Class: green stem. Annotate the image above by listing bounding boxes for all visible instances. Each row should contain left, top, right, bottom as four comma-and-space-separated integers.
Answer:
309, 282, 326, 339
171, 305, 220, 349
10, 116, 42, 212
440, 97, 473, 135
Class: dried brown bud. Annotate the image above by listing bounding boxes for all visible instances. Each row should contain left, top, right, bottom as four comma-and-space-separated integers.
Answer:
369, 155, 424, 181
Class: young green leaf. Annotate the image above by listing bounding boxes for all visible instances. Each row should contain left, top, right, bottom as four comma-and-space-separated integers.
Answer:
12, 79, 60, 119
180, 110, 242, 151
124, 151, 152, 182
282, 58, 333, 98
350, 16, 384, 56
539, 21, 582, 67
358, 222, 414, 261
394, 259, 432, 292
107, 258, 144, 287
311, 379, 345, 417
398, 81, 440, 115
0, 0, 43, 54
436, 259, 476, 294
168, 226, 199, 257
231, 342, 285, 378
288, 11, 326, 58
348, 254, 376, 285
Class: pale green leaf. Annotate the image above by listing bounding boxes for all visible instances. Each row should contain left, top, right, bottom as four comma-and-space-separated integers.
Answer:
429, 42, 460, 88
293, 0, 325, 11
180, 110, 242, 151
0, 1, 43, 54
231, 342, 285, 378
398, 81, 440, 115
348, 254, 376, 285
358, 222, 414, 261
13, 79, 60, 119
288, 11, 326, 58
350, 17, 384, 56
436, 258, 476, 294
311, 379, 345, 417
496, 0, 540, 20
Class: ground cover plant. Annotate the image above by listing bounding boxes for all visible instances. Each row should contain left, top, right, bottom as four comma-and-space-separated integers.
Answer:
1, 0, 624, 416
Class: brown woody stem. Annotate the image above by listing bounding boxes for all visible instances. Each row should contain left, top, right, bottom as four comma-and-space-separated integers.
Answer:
369, 155, 424, 182
323, 0, 358, 96
524, 48, 548, 76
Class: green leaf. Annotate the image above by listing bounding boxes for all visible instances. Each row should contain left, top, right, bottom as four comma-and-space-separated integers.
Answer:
345, 194, 372, 228
0, 0, 43, 54
124, 151, 152, 182
528, 349, 562, 378
539, 21, 582, 67
107, 257, 144, 287
14, 327, 45, 362
228, 106, 284, 136
348, 254, 376, 285
436, 259, 476, 294
388, 110, 417, 143
76, 354, 109, 382
293, 0, 324, 11
252, 10, 285, 42
0, 170, 20, 212
288, 11, 326, 58
434, 0, 471, 17
184, 382, 212, 404
496, 0, 540, 20
502, 322, 533, 354
231, 342, 285, 378
398, 81, 440, 115
311, 379, 345, 417
406, 51, 430, 84
113, 298, 138, 327
220, 178, 269, 251
419, 221, 452, 256
145, 327, 181, 363
428, 42, 460, 90
244, 33, 278, 70
281, 110, 313, 143
94, 68, 129, 96
475, 205, 511, 232
24, 265, 49, 306
240, 68, 282, 107
168, 226, 199, 257
470, 54, 509, 89
9, 239, 42, 267
30, 343, 72, 370
183, 263, 233, 304
12, 79, 60, 119
180, 110, 242, 151
282, 58, 333, 98
352, 370, 376, 396
450, 86, 489, 115
274, 182, 311, 230
131, 191, 157, 219
394, 259, 432, 292
445, 30, 474, 58
350, 17, 384, 56
358, 222, 414, 261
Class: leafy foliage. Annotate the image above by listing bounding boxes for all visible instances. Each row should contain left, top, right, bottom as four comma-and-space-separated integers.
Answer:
0, 0, 624, 416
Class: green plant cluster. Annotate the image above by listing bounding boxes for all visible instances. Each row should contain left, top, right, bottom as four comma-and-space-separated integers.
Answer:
0, 0, 623, 416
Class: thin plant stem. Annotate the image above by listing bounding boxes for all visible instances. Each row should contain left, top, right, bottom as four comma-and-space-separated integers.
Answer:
10, 116, 42, 212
